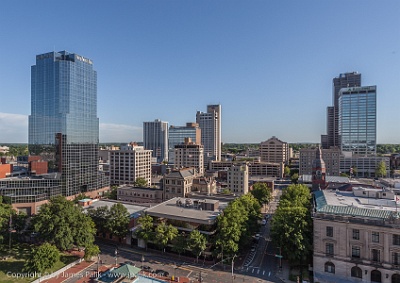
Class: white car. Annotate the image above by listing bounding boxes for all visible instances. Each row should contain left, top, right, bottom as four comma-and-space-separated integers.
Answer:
261, 219, 267, 225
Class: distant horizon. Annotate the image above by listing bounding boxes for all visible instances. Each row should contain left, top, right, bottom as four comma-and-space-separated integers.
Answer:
1, 1, 399, 144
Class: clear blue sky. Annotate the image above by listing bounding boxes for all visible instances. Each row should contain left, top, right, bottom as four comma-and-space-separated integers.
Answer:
1, 1, 399, 144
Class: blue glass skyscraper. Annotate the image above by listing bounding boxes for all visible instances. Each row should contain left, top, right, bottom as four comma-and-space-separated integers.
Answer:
338, 86, 377, 155
29, 51, 100, 196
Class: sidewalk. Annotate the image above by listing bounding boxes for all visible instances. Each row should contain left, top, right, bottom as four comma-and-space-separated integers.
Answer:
275, 260, 290, 282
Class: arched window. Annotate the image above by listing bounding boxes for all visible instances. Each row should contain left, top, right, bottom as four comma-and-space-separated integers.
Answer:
351, 266, 362, 278
392, 274, 400, 283
371, 270, 382, 283
324, 262, 335, 273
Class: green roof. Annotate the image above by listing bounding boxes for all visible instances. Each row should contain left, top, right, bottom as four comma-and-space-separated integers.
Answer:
314, 190, 400, 220
110, 264, 141, 279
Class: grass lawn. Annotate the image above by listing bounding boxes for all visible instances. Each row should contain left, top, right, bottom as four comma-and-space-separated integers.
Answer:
0, 243, 79, 283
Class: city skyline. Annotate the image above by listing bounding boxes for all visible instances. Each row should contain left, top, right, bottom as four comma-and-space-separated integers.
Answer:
1, 1, 399, 144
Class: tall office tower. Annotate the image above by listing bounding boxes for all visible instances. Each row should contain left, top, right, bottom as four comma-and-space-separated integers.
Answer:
143, 119, 169, 163
328, 72, 362, 148
259, 136, 289, 164
196, 105, 221, 163
339, 86, 377, 155
29, 51, 101, 196
109, 144, 152, 186
168, 122, 201, 164
174, 138, 204, 175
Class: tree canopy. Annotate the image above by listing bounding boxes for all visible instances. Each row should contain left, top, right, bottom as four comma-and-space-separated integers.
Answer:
24, 242, 59, 273
188, 230, 207, 262
32, 196, 96, 251
375, 161, 387, 178
250, 183, 272, 206
270, 184, 312, 267
154, 222, 178, 251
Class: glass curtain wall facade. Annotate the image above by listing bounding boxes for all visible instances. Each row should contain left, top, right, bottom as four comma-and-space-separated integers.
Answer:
29, 51, 100, 196
338, 86, 376, 156
168, 123, 201, 164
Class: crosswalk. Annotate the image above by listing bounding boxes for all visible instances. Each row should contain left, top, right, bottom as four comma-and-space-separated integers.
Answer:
244, 266, 274, 278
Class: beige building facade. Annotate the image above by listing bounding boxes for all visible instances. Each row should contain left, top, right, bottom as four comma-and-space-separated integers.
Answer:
174, 138, 204, 175
109, 144, 152, 186
313, 189, 400, 283
259, 136, 289, 164
227, 164, 249, 195
300, 147, 341, 176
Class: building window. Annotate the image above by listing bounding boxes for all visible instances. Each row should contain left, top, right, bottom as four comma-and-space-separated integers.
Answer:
351, 266, 362, 278
372, 249, 380, 262
326, 226, 333, 237
393, 234, 400, 246
352, 246, 360, 258
371, 270, 381, 283
393, 274, 400, 283
393, 252, 400, 265
326, 243, 334, 256
353, 229, 360, 240
324, 262, 335, 273
372, 232, 379, 243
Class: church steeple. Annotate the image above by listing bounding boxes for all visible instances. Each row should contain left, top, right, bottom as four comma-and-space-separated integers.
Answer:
312, 146, 326, 191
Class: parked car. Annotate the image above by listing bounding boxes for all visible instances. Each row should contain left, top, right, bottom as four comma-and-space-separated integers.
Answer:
261, 219, 267, 225
155, 270, 169, 277
140, 265, 152, 271
255, 233, 261, 240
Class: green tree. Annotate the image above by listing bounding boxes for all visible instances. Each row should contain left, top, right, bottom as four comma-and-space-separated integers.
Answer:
0, 198, 15, 243
84, 244, 101, 261
270, 184, 312, 279
24, 243, 59, 273
32, 196, 96, 251
375, 161, 387, 178
136, 214, 154, 250
291, 173, 299, 184
188, 230, 207, 263
250, 183, 272, 206
270, 206, 312, 265
154, 222, 178, 252
171, 233, 187, 258
87, 205, 109, 232
134, 177, 148, 187
284, 166, 291, 178
105, 203, 130, 239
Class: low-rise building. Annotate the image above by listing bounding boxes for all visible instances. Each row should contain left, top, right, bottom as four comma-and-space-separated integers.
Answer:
313, 188, 400, 283
163, 168, 197, 200
117, 185, 164, 204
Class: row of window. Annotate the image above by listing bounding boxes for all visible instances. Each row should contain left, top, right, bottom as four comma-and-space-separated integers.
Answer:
324, 262, 400, 283
326, 227, 400, 245
326, 242, 400, 264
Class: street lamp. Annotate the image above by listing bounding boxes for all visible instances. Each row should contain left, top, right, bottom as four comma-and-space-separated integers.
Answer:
97, 254, 101, 275
114, 248, 118, 266
141, 254, 145, 266
231, 254, 237, 283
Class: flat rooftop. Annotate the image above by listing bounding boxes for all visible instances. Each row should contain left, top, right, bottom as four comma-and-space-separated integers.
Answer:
84, 199, 147, 217
314, 189, 400, 220
144, 197, 226, 225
